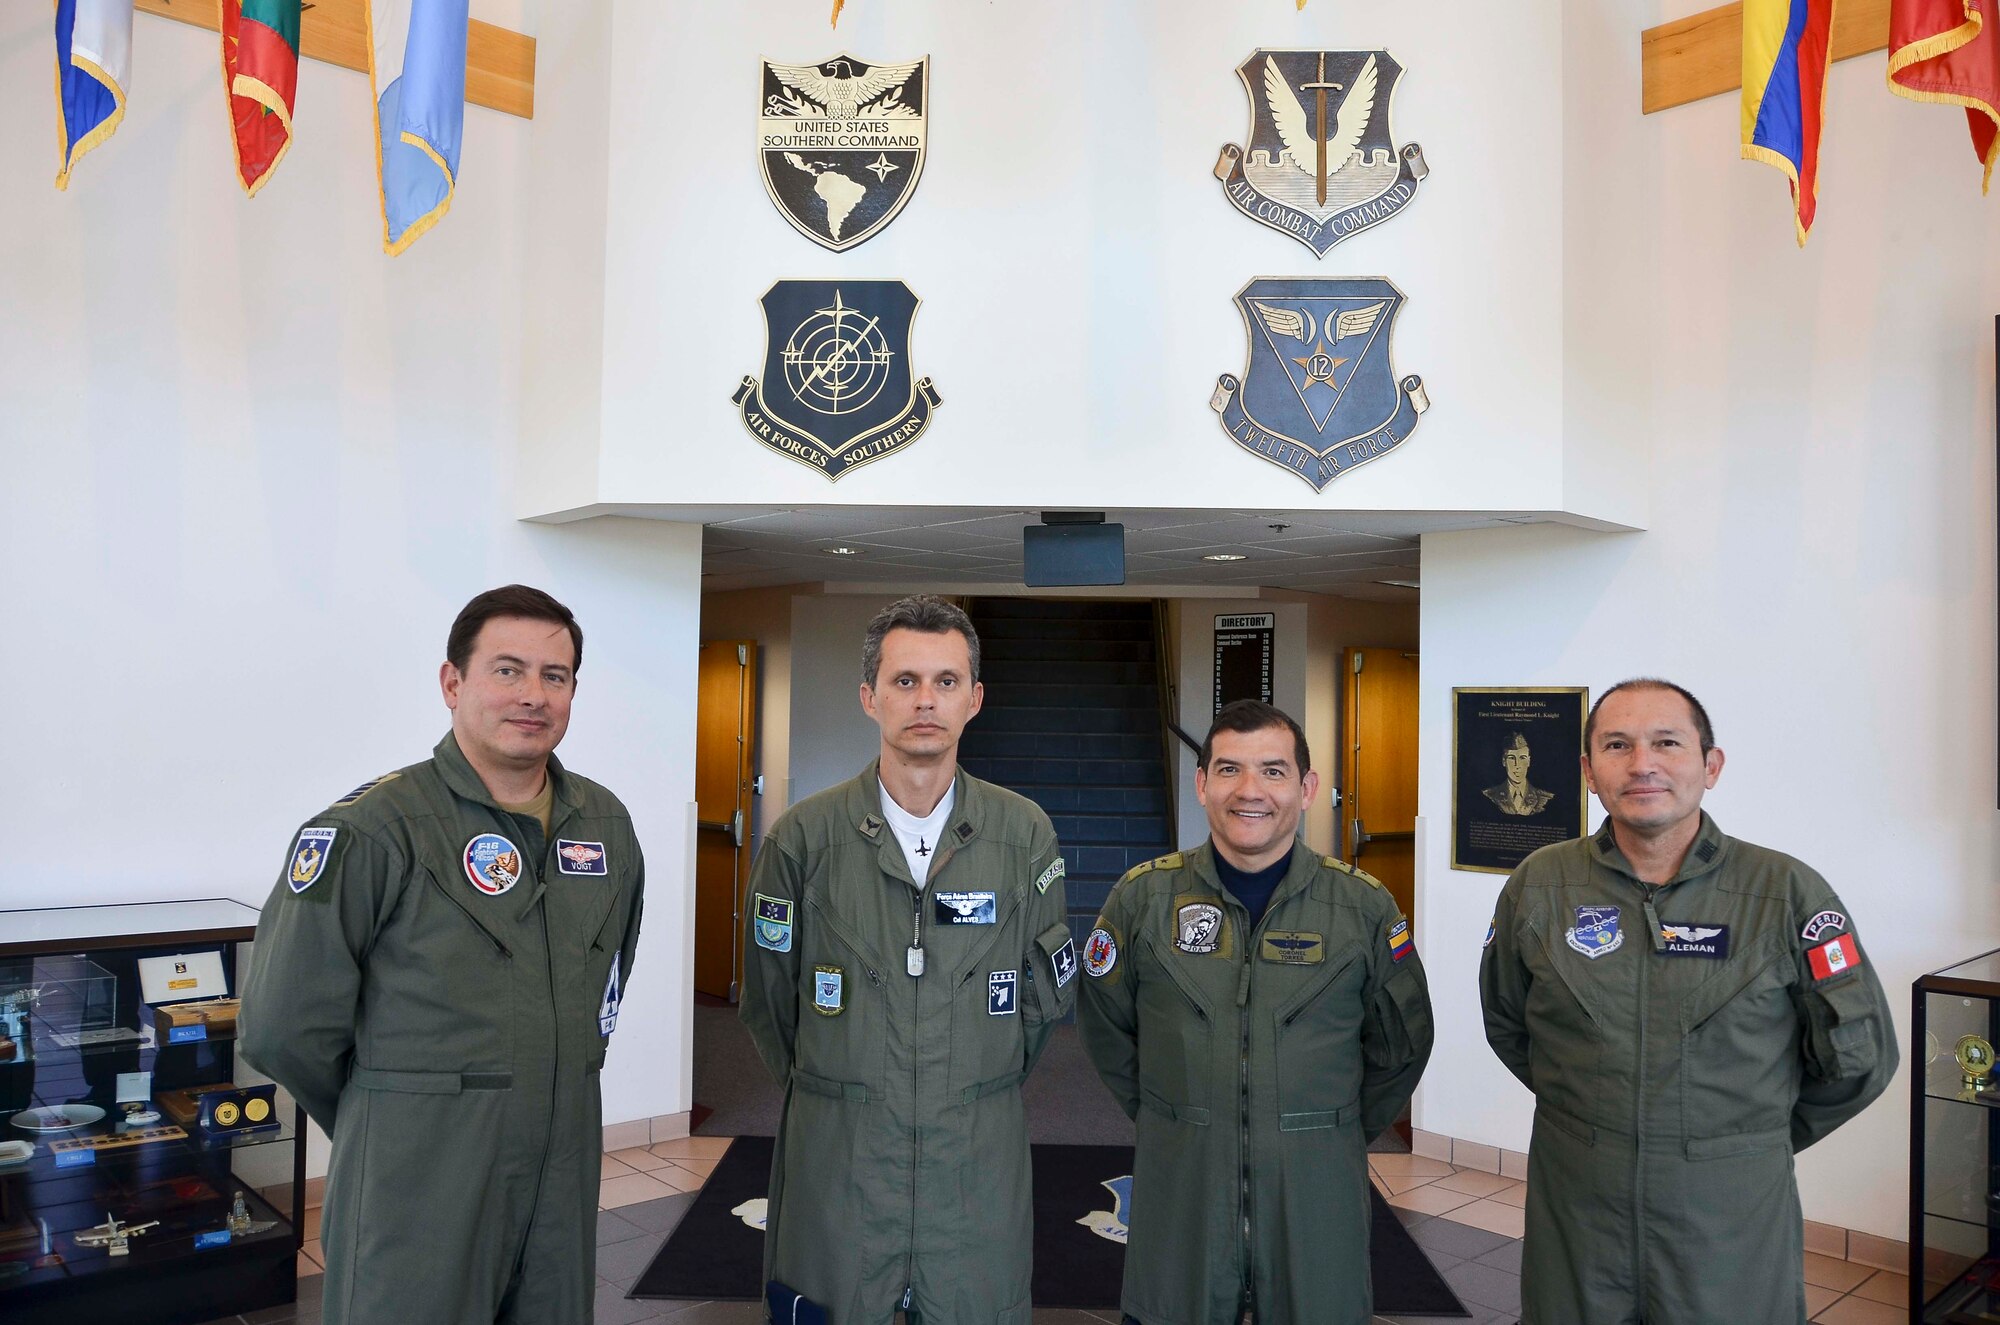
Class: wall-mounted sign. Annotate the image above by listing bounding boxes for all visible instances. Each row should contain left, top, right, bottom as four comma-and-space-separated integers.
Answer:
1213, 49, 1428, 257
1214, 614, 1276, 713
733, 280, 942, 481
759, 54, 929, 251
1211, 277, 1428, 491
1451, 686, 1589, 875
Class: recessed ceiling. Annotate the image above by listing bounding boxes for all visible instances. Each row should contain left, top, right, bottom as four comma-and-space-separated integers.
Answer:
686, 506, 1552, 599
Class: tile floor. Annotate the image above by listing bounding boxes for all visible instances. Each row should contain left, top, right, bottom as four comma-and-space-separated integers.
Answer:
192, 1140, 1913, 1325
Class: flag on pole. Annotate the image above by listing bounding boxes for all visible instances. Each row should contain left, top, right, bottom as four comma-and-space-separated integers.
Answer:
1740, 0, 1837, 245
54, 0, 135, 190
365, 0, 469, 255
1887, 0, 2000, 192
221, 0, 301, 197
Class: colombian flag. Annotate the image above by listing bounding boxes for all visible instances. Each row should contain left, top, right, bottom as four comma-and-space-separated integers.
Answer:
1887, 0, 2000, 192
365, 0, 469, 255
1741, 0, 1837, 245
221, 0, 300, 197
54, 0, 134, 190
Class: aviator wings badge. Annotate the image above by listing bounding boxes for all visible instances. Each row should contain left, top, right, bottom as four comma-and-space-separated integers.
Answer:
733, 280, 942, 481
1214, 50, 1427, 257
760, 54, 928, 251
1211, 278, 1429, 491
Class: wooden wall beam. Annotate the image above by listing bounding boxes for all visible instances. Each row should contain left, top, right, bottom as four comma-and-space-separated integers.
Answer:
136, 0, 535, 120
1642, 0, 1890, 115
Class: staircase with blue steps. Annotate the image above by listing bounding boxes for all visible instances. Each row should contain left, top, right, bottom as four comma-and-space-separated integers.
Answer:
956, 599, 1176, 958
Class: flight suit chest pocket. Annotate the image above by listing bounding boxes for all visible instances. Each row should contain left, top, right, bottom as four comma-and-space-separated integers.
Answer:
1679, 943, 1798, 1134
1521, 911, 1605, 1084
1272, 947, 1366, 1128
796, 896, 886, 1098
1134, 936, 1218, 1118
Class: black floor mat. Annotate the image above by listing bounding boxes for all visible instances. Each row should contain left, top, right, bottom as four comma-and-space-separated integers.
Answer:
630, 1136, 1467, 1316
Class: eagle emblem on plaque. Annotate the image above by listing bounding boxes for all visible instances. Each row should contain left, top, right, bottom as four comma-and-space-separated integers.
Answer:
760, 54, 928, 251
733, 280, 942, 481
1214, 50, 1427, 257
1211, 278, 1429, 491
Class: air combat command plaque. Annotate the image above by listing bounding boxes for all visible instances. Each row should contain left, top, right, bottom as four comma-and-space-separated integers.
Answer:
1210, 277, 1428, 491
1214, 50, 1427, 257
733, 280, 942, 481
760, 54, 928, 251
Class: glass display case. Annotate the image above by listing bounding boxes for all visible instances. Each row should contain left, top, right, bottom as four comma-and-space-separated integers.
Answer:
0, 899, 300, 1325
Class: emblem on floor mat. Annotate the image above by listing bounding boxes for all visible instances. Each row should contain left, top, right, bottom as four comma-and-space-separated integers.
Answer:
732, 1197, 769, 1231
734, 280, 942, 481
1077, 1175, 1133, 1244
1214, 50, 1427, 257
1211, 277, 1427, 491
759, 54, 928, 251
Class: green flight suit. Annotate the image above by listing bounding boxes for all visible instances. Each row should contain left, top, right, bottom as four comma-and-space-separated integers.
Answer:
1077, 843, 1434, 1325
1479, 814, 1897, 1325
739, 763, 1074, 1325
240, 733, 645, 1325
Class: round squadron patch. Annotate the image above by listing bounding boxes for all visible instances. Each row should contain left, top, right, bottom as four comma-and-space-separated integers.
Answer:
464, 833, 524, 896
1084, 927, 1119, 978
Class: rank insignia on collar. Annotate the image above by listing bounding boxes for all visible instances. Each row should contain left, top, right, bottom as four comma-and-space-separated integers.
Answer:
1211, 278, 1428, 491
759, 54, 928, 252
1213, 50, 1427, 257
1566, 905, 1623, 959
556, 839, 607, 876
813, 965, 844, 1015
288, 827, 336, 894
754, 893, 794, 953
988, 969, 1017, 1015
733, 280, 942, 481
463, 833, 523, 897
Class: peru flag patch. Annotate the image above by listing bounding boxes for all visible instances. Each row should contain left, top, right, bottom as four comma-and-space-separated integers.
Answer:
1807, 933, 1861, 981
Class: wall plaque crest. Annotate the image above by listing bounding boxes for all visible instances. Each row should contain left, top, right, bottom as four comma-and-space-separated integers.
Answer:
733, 280, 942, 481
1210, 277, 1428, 491
759, 54, 928, 251
1214, 50, 1427, 257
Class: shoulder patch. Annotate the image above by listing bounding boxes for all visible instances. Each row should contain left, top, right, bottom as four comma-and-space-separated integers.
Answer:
1801, 909, 1847, 943
331, 772, 401, 807
1035, 857, 1066, 894
287, 828, 337, 895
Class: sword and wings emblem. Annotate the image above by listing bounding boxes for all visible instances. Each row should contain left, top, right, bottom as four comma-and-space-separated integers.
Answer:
1264, 53, 1378, 192
766, 57, 923, 119
1661, 926, 1725, 943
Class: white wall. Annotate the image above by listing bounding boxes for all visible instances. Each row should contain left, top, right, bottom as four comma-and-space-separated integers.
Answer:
0, 6, 704, 1168
788, 595, 896, 804
1414, 1, 2000, 1238
561, 0, 1640, 523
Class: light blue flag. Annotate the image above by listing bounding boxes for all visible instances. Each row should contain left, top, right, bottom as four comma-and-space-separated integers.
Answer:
368, 0, 469, 254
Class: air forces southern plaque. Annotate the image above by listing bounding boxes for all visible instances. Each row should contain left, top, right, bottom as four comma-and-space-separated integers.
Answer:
760, 55, 928, 251
733, 280, 942, 481
1214, 50, 1427, 257
1210, 277, 1428, 491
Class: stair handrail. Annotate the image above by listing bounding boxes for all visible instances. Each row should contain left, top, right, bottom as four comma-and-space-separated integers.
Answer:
1151, 601, 1185, 847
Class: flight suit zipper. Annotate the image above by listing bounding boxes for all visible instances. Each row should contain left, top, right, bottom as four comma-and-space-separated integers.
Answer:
426, 868, 513, 959
1237, 922, 1255, 1320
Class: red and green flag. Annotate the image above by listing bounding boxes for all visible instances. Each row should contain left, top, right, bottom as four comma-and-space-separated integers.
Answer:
221, 0, 300, 197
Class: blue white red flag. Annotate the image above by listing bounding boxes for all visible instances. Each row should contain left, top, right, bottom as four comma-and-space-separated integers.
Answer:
366, 0, 468, 254
1740, 0, 1837, 245
54, 0, 135, 190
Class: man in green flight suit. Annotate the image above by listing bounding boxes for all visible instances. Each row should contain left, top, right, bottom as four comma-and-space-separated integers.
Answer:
1480, 678, 1898, 1325
740, 595, 1075, 1324
240, 585, 645, 1325
1078, 699, 1434, 1325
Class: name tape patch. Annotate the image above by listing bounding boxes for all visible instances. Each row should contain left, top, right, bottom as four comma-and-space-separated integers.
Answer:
1261, 931, 1325, 965
1659, 923, 1729, 959
934, 891, 998, 925
556, 839, 608, 876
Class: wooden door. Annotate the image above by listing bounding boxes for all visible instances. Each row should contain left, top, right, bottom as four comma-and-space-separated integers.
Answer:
694, 640, 758, 1000
1340, 647, 1419, 922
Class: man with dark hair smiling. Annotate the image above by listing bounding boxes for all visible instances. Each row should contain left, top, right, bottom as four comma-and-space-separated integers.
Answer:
1080, 699, 1433, 1325
1480, 678, 1897, 1325
241, 584, 645, 1325
739, 593, 1073, 1324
